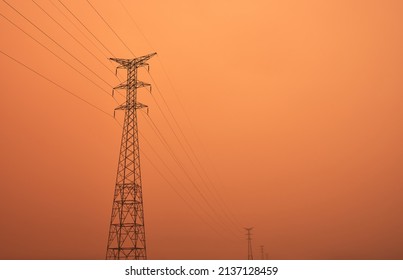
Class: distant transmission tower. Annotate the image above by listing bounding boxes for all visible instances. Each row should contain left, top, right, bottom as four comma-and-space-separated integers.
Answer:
106, 53, 156, 260
245, 227, 254, 260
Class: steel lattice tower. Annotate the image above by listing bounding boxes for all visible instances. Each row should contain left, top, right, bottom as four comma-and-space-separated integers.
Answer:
245, 227, 254, 260
106, 53, 156, 260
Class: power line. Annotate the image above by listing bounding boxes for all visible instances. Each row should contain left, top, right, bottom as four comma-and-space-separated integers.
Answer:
0, 11, 112, 99
155, 67, 245, 228
138, 130, 233, 239
48, 0, 125, 88
0, 49, 113, 118
85, 0, 136, 57
141, 112, 242, 239
2, 0, 114, 90
141, 113, 225, 226
139, 149, 228, 239
117, 0, 155, 52
48, 0, 110, 59
56, 0, 116, 57
145, 83, 243, 233
32, 0, 117, 79
153, 64, 245, 228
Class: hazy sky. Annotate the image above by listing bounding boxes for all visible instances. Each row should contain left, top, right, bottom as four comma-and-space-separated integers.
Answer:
0, 0, 402, 259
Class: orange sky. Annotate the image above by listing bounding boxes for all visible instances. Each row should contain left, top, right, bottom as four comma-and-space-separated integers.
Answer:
0, 0, 403, 259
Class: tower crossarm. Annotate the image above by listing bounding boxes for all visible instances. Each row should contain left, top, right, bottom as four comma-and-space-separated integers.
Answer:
114, 102, 148, 112
109, 52, 157, 68
113, 80, 151, 91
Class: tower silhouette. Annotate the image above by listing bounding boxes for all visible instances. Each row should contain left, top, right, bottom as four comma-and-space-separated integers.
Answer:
245, 227, 254, 260
106, 53, 156, 260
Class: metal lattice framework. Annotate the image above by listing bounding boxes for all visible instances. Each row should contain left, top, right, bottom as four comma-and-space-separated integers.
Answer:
106, 53, 156, 260
245, 227, 254, 260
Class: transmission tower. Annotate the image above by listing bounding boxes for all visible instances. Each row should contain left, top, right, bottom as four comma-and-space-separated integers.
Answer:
245, 227, 254, 260
106, 53, 156, 260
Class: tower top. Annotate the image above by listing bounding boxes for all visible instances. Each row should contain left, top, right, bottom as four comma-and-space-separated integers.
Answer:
110, 52, 157, 68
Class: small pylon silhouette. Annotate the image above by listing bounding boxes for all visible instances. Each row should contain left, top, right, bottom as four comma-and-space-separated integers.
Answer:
245, 227, 254, 260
